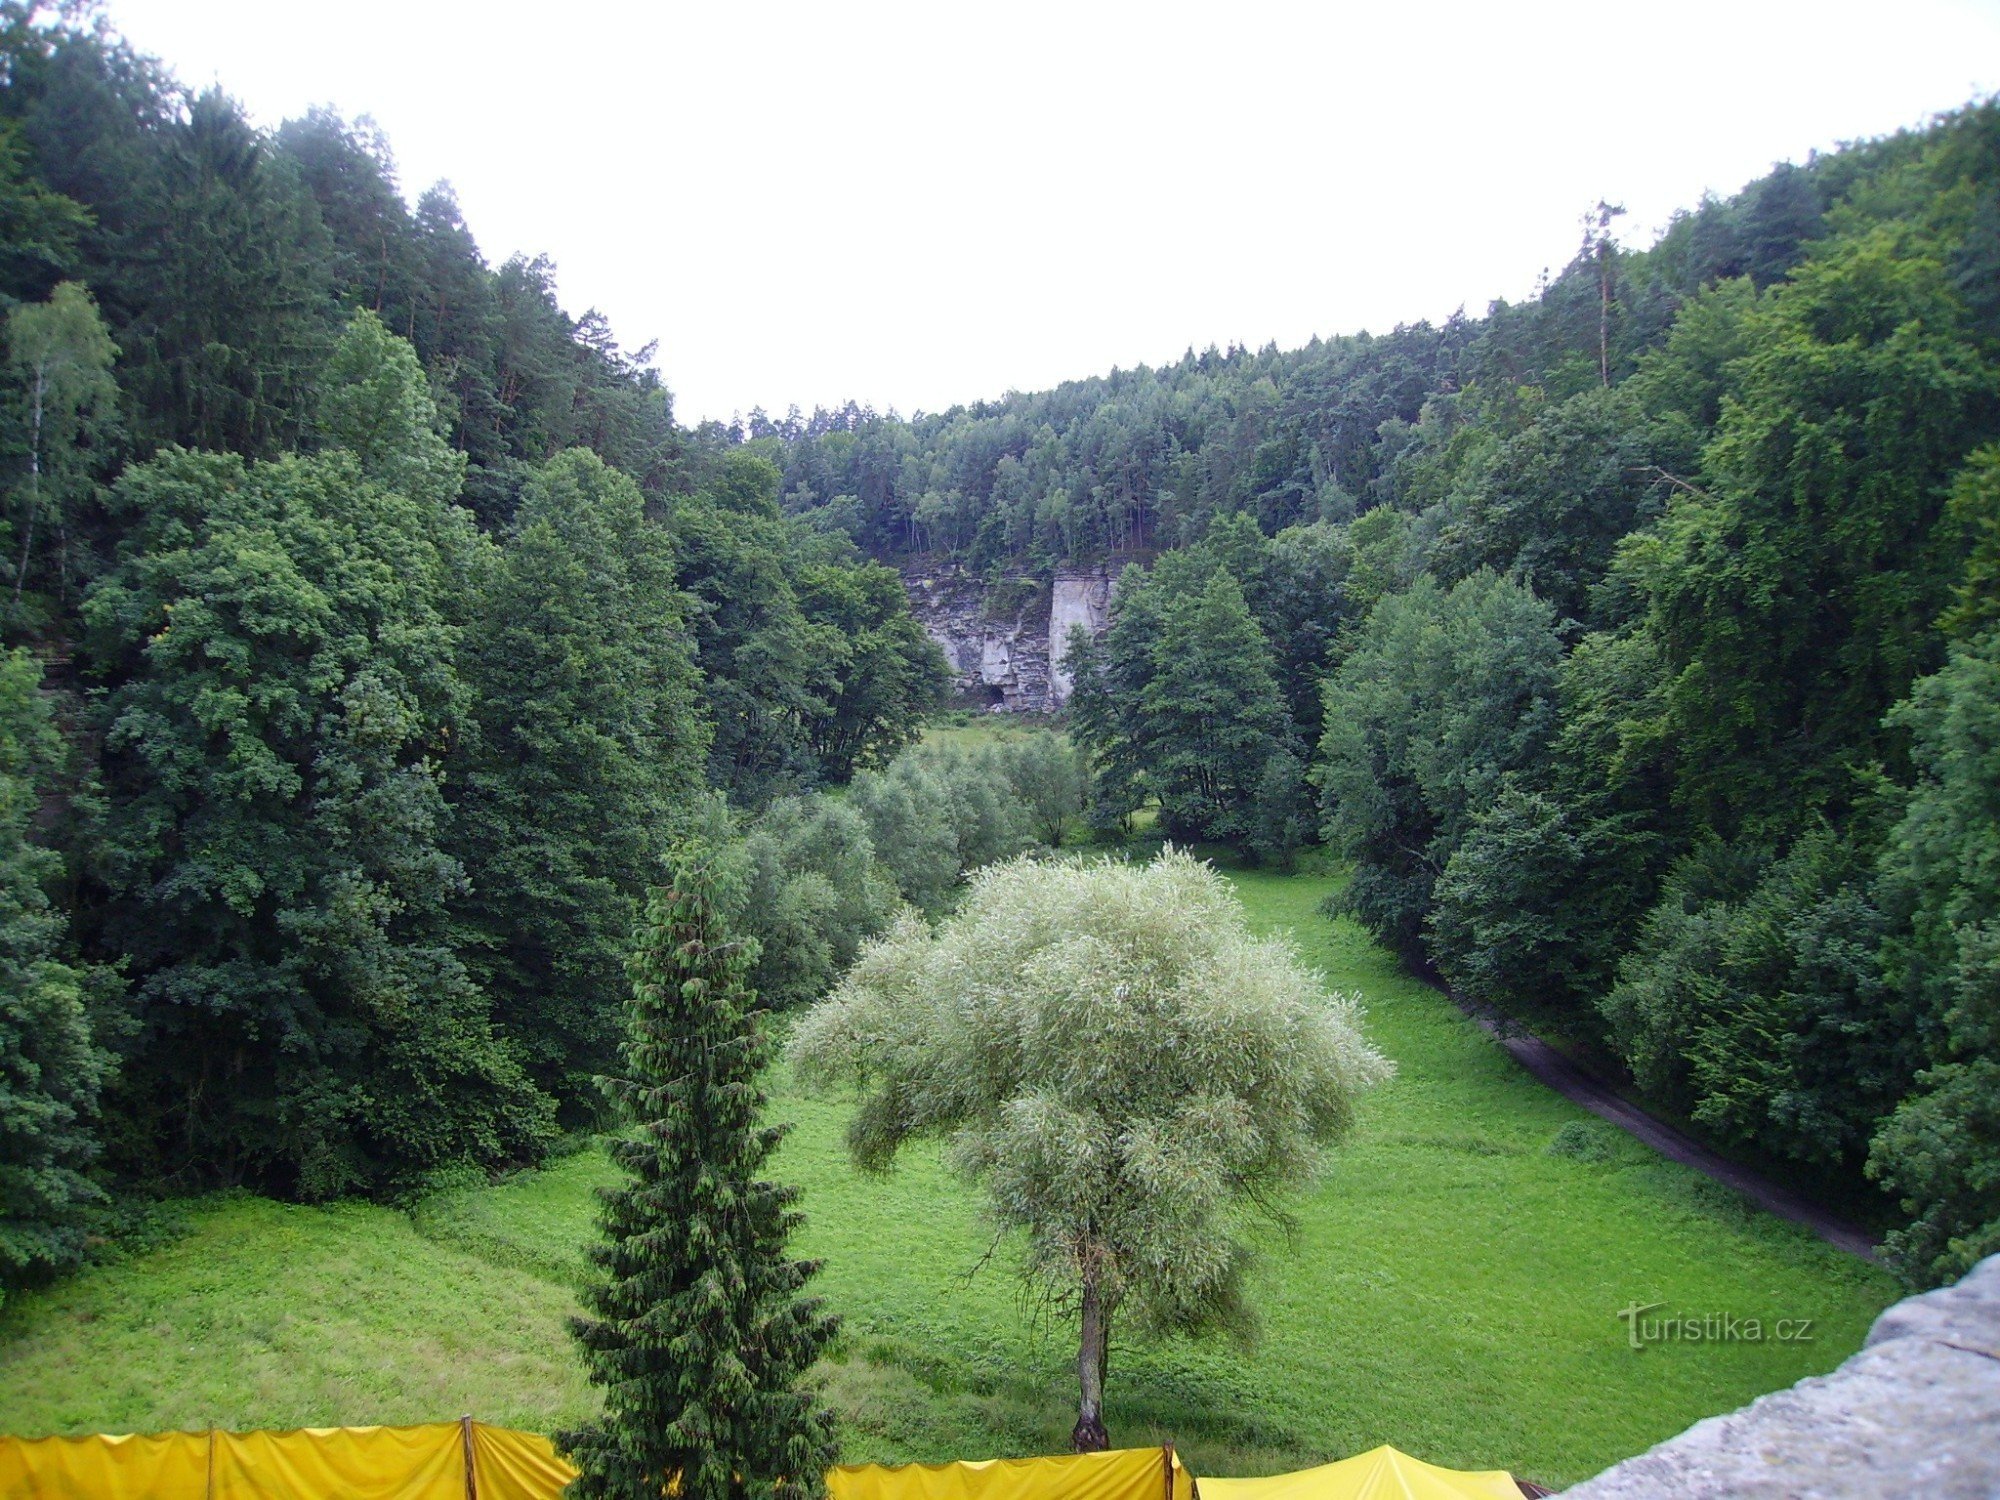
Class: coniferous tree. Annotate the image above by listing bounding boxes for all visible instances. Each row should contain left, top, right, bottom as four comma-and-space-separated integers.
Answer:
561, 861, 839, 1500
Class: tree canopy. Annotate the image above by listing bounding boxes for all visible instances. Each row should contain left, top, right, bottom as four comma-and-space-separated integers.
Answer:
790, 851, 1391, 1448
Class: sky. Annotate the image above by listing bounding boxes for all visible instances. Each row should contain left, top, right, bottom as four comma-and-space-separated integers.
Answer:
97, 0, 2000, 425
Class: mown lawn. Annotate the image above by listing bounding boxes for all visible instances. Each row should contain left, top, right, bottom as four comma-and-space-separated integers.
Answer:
0, 866, 1898, 1488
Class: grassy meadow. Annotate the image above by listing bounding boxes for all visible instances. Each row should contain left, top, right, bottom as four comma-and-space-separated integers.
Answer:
0, 864, 1897, 1489
913, 713, 1058, 753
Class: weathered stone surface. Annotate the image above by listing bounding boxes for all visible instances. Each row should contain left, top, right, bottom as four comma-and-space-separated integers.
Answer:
1048, 570, 1114, 702
903, 566, 1113, 712
1563, 1254, 2000, 1497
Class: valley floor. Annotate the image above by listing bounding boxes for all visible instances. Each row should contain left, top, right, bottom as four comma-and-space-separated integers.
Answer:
0, 866, 1898, 1489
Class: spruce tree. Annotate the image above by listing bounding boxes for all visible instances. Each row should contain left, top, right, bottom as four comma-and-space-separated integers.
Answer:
561, 862, 839, 1500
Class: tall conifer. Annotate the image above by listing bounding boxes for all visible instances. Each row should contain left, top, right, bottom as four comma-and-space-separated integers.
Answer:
561, 862, 839, 1500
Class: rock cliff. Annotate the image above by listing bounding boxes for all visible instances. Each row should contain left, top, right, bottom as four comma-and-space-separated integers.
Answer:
902, 566, 1114, 713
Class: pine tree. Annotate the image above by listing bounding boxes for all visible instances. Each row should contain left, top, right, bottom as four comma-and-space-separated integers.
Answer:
561, 861, 840, 1500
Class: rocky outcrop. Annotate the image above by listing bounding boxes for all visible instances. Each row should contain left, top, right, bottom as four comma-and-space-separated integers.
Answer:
1048, 570, 1114, 701
1563, 1254, 2000, 1497
903, 566, 1114, 713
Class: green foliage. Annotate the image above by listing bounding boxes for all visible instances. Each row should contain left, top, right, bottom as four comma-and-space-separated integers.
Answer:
1430, 787, 1590, 1023
1600, 826, 1913, 1171
0, 866, 1902, 1488
3, 279, 117, 617
1640, 222, 2000, 837
790, 851, 1391, 1447
1939, 444, 2000, 640
1868, 630, 2000, 1284
1248, 750, 1314, 872
1316, 572, 1563, 958
0, 0, 1988, 1308
1140, 570, 1293, 843
311, 309, 463, 508
84, 435, 551, 1197
709, 732, 1081, 1013
995, 732, 1087, 847
1546, 1121, 1619, 1164
452, 446, 710, 1107
1434, 386, 1676, 625
119, 92, 338, 458
731, 796, 899, 1011
1069, 558, 1296, 847
561, 862, 839, 1500
668, 466, 947, 804
849, 743, 1031, 913
0, 646, 115, 1300
792, 559, 948, 780
0, 116, 89, 302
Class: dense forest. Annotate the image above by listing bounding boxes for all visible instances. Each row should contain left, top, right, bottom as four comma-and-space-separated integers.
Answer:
749, 105, 2000, 1286
0, 3, 948, 1287
0, 0, 1995, 1313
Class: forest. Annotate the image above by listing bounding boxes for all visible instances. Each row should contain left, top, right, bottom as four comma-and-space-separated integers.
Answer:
0, 3, 951, 1274
0, 0, 1994, 1338
747, 104, 2000, 1286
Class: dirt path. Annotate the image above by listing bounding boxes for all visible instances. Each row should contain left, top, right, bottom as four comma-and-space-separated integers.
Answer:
1451, 996, 1882, 1262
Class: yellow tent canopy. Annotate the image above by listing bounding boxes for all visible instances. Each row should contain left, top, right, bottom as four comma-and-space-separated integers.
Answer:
829, 1446, 1192, 1500
1199, 1446, 1521, 1500
0, 1427, 1522, 1500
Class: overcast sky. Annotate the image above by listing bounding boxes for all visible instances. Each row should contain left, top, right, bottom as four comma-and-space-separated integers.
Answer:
98, 0, 2000, 425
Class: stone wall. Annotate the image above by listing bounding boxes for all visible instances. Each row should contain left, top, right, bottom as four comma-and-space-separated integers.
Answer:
903, 566, 1114, 713
1564, 1254, 2000, 1496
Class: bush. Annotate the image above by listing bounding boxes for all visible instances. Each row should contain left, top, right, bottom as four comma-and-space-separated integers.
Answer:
730, 796, 899, 1010
1547, 1121, 1616, 1164
997, 734, 1087, 846
851, 743, 1031, 912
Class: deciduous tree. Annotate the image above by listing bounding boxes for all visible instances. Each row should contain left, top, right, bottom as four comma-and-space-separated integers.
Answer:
790, 851, 1390, 1450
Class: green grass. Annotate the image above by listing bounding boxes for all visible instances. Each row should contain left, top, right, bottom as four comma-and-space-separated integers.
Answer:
0, 867, 1898, 1488
919, 715, 1062, 752
0, 1195, 594, 1435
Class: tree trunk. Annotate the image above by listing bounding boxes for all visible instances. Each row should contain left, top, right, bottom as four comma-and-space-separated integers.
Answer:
1072, 1269, 1111, 1452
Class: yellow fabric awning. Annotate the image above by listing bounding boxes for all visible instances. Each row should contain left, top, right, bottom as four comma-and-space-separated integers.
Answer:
829, 1445, 1193, 1500
1199, 1446, 1520, 1500
0, 1426, 1515, 1500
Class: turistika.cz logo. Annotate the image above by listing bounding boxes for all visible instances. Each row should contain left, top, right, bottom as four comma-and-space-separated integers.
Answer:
1616, 1301, 1815, 1350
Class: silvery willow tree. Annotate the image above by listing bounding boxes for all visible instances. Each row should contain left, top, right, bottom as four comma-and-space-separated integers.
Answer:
789, 849, 1391, 1451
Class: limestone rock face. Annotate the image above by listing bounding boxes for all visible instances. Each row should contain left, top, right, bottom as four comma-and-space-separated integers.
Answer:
1563, 1254, 2000, 1497
903, 566, 1113, 712
1048, 571, 1114, 701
